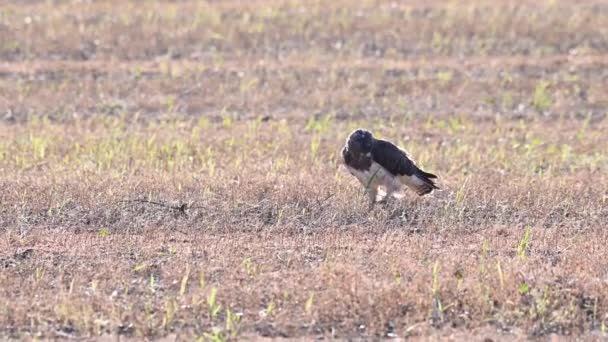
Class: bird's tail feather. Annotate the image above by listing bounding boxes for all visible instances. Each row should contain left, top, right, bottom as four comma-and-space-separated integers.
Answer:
412, 168, 439, 196
418, 169, 438, 179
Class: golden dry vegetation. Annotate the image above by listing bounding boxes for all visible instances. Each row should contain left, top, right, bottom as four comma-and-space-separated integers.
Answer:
1, 0, 608, 340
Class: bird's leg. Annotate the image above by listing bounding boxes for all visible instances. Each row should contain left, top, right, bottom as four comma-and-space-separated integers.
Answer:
381, 189, 393, 204
376, 195, 394, 211
373, 184, 392, 206
368, 200, 376, 210
366, 187, 378, 209
378, 196, 391, 207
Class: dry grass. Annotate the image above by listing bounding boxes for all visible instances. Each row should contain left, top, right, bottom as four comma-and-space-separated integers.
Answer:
1, 0, 608, 340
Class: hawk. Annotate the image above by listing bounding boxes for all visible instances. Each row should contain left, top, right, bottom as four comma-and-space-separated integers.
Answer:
342, 129, 439, 203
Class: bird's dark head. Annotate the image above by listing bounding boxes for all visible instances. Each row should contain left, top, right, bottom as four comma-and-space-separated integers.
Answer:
347, 129, 374, 155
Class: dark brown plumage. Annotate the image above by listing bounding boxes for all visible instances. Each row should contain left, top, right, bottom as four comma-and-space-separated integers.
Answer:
370, 138, 439, 194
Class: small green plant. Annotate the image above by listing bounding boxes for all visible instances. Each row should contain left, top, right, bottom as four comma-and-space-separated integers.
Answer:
432, 260, 440, 296
447, 116, 464, 133
523, 136, 543, 158
54, 303, 71, 327
532, 80, 552, 112
162, 299, 178, 329
207, 288, 222, 319
305, 291, 315, 315
222, 116, 233, 129
575, 112, 592, 142
133, 263, 146, 272
517, 227, 531, 260
240, 77, 259, 94
502, 91, 514, 109
455, 177, 469, 205
180, 266, 190, 297
196, 116, 211, 130
393, 271, 402, 285
431, 31, 445, 52
163, 95, 177, 112
436, 70, 454, 86
201, 328, 226, 342
322, 253, 334, 270
431, 260, 443, 324
149, 274, 156, 293
97, 228, 110, 237
34, 266, 44, 283
225, 308, 241, 336
536, 286, 550, 317
199, 272, 206, 289
305, 115, 332, 134
309, 135, 321, 158
496, 259, 505, 289
242, 258, 257, 278
200, 308, 241, 341
519, 283, 530, 295
265, 301, 274, 317
29, 135, 48, 161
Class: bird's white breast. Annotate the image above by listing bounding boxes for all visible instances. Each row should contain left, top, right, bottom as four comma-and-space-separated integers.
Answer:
345, 161, 402, 191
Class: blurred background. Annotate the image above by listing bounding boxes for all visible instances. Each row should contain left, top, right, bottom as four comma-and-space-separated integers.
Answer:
2, 0, 607, 123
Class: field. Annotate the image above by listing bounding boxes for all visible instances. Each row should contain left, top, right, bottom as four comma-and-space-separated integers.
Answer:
1, 0, 608, 340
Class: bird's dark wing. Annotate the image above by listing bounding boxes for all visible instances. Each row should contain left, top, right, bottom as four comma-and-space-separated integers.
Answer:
371, 139, 417, 176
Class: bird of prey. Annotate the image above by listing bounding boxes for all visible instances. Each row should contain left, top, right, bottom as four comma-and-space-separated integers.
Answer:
342, 128, 438, 203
